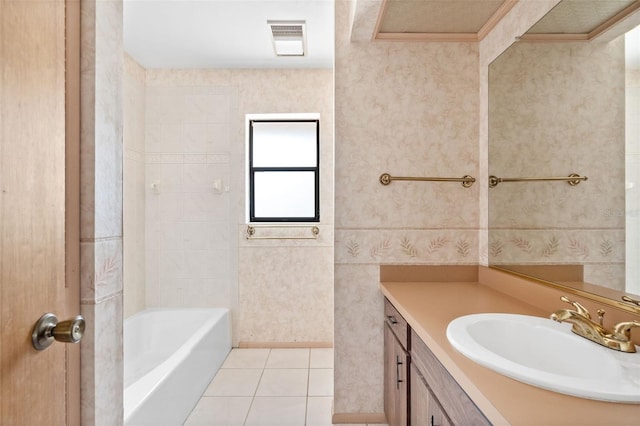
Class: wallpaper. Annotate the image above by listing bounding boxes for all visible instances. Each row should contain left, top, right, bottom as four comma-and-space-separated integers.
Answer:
334, 0, 480, 415
627, 68, 640, 295
488, 39, 626, 290
333, 0, 568, 418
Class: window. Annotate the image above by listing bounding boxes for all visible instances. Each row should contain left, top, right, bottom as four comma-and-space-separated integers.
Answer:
248, 117, 320, 222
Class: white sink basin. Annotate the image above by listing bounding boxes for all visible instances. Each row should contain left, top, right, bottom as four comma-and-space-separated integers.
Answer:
446, 313, 640, 403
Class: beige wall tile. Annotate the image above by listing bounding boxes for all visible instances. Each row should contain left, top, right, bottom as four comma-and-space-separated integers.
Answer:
123, 54, 146, 318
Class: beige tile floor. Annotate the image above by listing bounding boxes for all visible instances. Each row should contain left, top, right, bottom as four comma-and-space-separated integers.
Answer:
184, 348, 334, 426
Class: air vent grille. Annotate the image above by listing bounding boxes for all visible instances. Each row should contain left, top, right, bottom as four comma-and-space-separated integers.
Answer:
270, 24, 304, 38
268, 20, 306, 57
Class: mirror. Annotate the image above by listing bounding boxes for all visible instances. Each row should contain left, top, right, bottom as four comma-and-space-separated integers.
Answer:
488, 0, 640, 307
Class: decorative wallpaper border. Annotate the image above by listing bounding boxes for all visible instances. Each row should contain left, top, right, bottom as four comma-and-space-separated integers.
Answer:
335, 229, 478, 265
489, 229, 624, 264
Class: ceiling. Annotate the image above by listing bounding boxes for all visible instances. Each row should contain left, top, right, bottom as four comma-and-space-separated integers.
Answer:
374, 0, 515, 41
123, 0, 640, 70
379, 0, 505, 33
123, 0, 334, 69
526, 0, 637, 34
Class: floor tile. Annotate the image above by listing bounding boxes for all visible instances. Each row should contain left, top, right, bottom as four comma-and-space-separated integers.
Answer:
221, 348, 271, 369
244, 397, 307, 426
255, 368, 309, 396
265, 348, 310, 369
310, 348, 333, 369
306, 396, 333, 426
189, 347, 335, 425
204, 368, 263, 396
308, 368, 333, 396
184, 396, 252, 426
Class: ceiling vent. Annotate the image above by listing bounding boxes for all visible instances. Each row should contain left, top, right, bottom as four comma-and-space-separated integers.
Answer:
268, 20, 306, 57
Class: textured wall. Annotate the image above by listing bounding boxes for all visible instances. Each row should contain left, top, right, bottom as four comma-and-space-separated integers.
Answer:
332, 0, 572, 417
233, 70, 334, 346
488, 40, 625, 290
478, 0, 562, 265
626, 68, 640, 294
123, 54, 146, 318
333, 0, 479, 415
79, 1, 124, 425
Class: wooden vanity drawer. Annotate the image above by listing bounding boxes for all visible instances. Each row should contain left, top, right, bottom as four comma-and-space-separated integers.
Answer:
411, 329, 490, 425
384, 298, 409, 349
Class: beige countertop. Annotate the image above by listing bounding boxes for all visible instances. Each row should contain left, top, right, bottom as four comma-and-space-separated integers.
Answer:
381, 279, 640, 425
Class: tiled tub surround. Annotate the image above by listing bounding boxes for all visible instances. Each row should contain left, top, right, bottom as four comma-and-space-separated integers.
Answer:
381, 266, 640, 424
123, 54, 147, 318
144, 84, 236, 312
134, 67, 334, 346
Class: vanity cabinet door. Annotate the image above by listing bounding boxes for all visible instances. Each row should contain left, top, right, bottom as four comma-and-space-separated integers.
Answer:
411, 330, 491, 426
410, 364, 452, 426
384, 323, 409, 426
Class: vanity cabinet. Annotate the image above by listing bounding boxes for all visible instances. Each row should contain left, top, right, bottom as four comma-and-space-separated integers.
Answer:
384, 297, 490, 426
384, 299, 410, 426
410, 364, 451, 426
411, 329, 490, 426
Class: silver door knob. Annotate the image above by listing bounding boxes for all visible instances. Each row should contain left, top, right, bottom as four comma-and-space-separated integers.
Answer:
32, 313, 85, 350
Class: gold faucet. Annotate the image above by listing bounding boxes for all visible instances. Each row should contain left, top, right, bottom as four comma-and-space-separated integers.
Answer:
550, 296, 640, 353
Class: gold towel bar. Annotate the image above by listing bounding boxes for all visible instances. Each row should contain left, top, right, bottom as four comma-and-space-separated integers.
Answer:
379, 173, 476, 188
246, 225, 320, 240
622, 296, 640, 307
489, 173, 587, 188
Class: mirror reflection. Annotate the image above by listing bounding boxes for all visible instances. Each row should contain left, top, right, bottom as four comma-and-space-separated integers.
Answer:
488, 1, 640, 301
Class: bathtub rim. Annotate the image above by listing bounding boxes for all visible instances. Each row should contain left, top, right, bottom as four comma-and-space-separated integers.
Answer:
123, 307, 230, 423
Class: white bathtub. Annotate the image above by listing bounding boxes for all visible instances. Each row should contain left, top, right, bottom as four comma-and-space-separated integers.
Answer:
124, 308, 231, 426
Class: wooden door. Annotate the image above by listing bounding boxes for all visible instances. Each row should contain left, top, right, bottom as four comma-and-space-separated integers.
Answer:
1, 0, 81, 424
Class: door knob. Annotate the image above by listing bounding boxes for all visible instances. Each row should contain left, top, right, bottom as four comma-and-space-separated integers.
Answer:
32, 313, 85, 350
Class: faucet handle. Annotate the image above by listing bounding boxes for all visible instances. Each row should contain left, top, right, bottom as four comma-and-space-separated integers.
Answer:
560, 295, 591, 319
612, 320, 640, 341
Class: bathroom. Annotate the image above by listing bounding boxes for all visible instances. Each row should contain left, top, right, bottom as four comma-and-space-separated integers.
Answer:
2, 0, 640, 424
121, 1, 335, 423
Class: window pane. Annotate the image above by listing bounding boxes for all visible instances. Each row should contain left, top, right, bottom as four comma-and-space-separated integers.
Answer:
254, 171, 315, 218
252, 121, 317, 167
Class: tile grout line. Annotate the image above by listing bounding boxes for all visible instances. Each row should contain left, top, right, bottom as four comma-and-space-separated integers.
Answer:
305, 349, 311, 425
185, 348, 334, 425
243, 348, 270, 426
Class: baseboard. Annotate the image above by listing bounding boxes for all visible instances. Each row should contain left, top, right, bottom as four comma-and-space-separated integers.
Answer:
237, 341, 333, 348
331, 412, 387, 424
